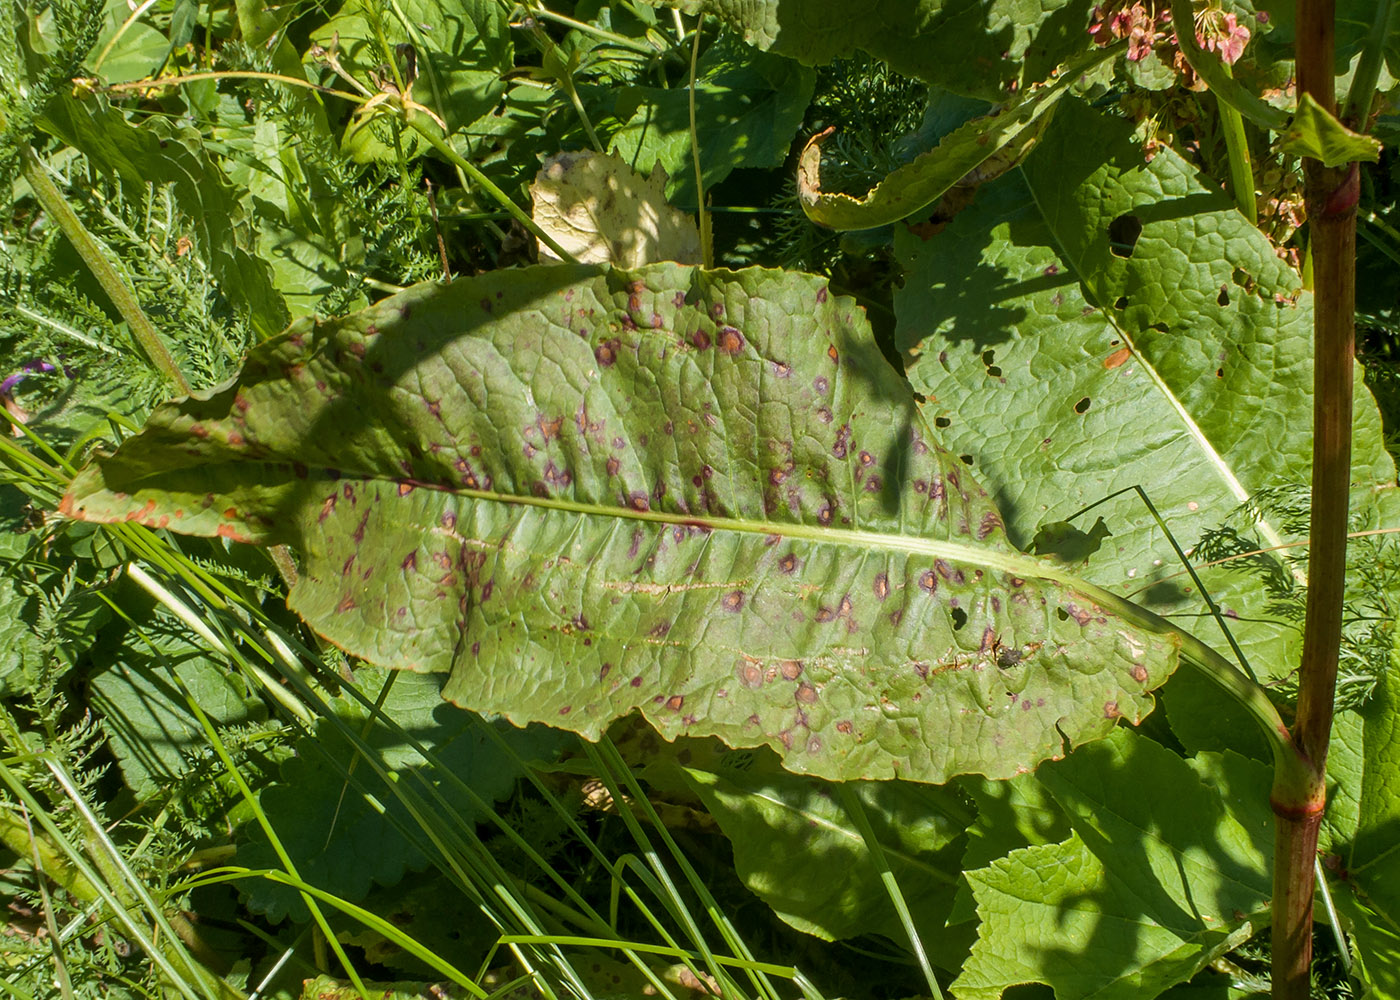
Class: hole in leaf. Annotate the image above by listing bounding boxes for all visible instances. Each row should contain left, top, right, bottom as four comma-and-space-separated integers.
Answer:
1108, 214, 1143, 257
1217, 285, 1230, 307
1114, 296, 1129, 310
951, 608, 968, 630
982, 349, 996, 365
935, 416, 951, 428
1232, 266, 1254, 292
959, 454, 974, 465
1148, 322, 1169, 333
1216, 368, 1224, 378
1074, 397, 1091, 414
1056, 607, 1069, 621
987, 365, 1002, 377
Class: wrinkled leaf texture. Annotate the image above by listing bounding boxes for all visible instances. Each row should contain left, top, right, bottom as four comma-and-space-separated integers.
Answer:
64, 263, 1181, 783
895, 99, 1395, 694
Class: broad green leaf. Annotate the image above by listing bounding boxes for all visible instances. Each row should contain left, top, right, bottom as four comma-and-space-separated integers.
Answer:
895, 98, 1395, 680
950, 771, 1070, 922
309, 0, 512, 164
238, 668, 560, 921
678, 749, 967, 940
1276, 93, 1382, 166
531, 150, 702, 266
1325, 665, 1400, 998
39, 95, 289, 338
89, 0, 167, 85
89, 620, 266, 801
660, 0, 1096, 100
796, 59, 1071, 230
608, 32, 815, 208
63, 263, 1186, 784
953, 728, 1273, 999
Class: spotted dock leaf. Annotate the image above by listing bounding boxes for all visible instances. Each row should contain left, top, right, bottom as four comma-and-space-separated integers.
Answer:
63, 263, 1189, 783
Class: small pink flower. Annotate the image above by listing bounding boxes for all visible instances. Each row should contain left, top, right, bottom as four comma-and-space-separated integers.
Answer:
1198, 11, 1250, 64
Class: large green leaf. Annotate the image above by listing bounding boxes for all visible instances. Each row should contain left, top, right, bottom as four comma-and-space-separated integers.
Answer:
953, 728, 1273, 999
238, 668, 561, 921
608, 32, 815, 208
677, 748, 968, 941
1322, 665, 1400, 998
660, 0, 1095, 100
63, 263, 1189, 783
89, 617, 266, 802
894, 98, 1395, 682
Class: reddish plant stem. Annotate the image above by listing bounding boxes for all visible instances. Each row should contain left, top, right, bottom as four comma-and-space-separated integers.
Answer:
1274, 0, 1356, 994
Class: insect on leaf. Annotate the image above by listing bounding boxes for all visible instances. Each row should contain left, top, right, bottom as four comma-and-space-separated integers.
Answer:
63, 263, 1181, 783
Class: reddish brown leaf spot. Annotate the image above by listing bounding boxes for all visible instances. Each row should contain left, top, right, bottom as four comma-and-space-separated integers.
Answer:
836, 720, 852, 734
780, 660, 803, 680
859, 450, 874, 466
398, 482, 415, 497
1104, 701, 1121, 718
816, 606, 837, 623
779, 553, 798, 573
606, 457, 621, 477
978, 511, 1002, 540
336, 595, 356, 613
738, 663, 763, 688
1130, 664, 1149, 682
649, 620, 672, 638
873, 572, 890, 601
222, 507, 238, 520
832, 424, 852, 459
817, 286, 828, 303
595, 339, 621, 366
827, 345, 839, 363
795, 683, 818, 704
717, 326, 745, 356
918, 570, 938, 594
1104, 347, 1132, 369
628, 492, 650, 511
630, 676, 643, 688
190, 424, 208, 438
722, 590, 745, 612
401, 552, 417, 571
559, 705, 572, 715
817, 500, 834, 526
666, 694, 685, 711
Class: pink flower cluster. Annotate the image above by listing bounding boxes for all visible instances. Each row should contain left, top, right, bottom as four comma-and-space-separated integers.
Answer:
1087, 1, 1253, 66
1197, 10, 1251, 65
1088, 2, 1170, 61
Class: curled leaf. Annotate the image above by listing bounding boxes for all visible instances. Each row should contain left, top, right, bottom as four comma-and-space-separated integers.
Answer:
796, 50, 1107, 231
530, 150, 702, 267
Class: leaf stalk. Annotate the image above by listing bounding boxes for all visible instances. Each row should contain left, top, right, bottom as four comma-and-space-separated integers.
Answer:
18, 145, 191, 396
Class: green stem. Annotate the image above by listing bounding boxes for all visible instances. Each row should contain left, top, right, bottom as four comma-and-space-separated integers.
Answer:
19, 146, 191, 396
836, 786, 944, 1000
1169, 0, 1290, 132
1342, 0, 1396, 126
404, 115, 580, 264
102, 70, 366, 104
526, 3, 662, 55
1217, 73, 1258, 223
687, 14, 712, 268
